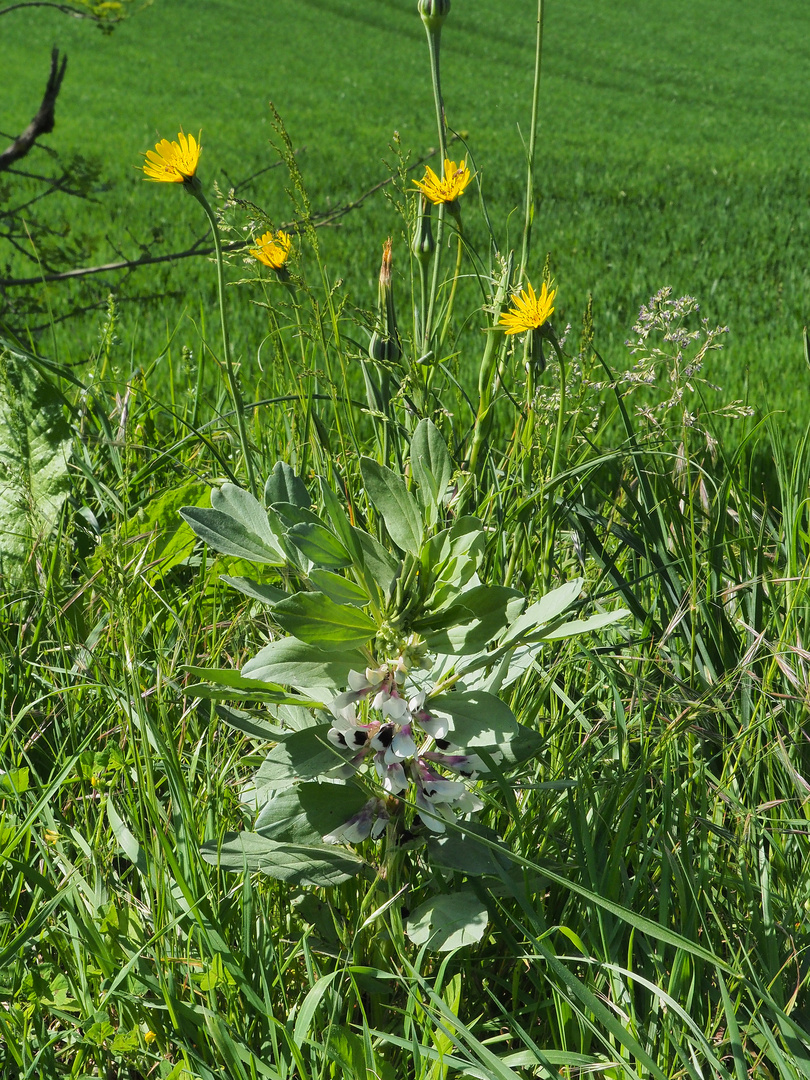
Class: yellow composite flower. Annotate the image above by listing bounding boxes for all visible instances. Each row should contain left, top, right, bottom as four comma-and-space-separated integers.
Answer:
250, 229, 292, 270
413, 157, 471, 205
142, 130, 201, 183
499, 280, 557, 335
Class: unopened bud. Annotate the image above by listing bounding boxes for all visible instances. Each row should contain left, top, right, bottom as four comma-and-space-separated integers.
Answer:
418, 0, 450, 32
412, 195, 435, 266
369, 238, 401, 364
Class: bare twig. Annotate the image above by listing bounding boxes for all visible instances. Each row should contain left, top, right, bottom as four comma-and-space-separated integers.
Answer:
0, 139, 452, 288
0, 47, 68, 173
0, 2, 91, 17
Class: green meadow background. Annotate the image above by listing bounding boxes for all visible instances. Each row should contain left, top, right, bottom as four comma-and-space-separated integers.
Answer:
2, 0, 809, 424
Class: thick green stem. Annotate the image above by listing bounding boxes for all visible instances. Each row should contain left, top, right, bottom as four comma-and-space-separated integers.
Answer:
192, 187, 257, 497
519, 0, 545, 283
468, 257, 513, 475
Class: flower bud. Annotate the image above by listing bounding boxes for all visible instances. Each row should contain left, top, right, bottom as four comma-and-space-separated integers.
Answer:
418, 0, 450, 32
411, 195, 435, 267
369, 237, 401, 364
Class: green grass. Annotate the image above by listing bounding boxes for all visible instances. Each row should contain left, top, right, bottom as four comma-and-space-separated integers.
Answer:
2, 0, 810, 429
3, 3, 810, 1077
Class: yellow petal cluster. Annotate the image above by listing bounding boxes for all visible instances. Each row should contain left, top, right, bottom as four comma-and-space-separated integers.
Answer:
250, 230, 292, 270
413, 157, 471, 205
142, 130, 201, 183
499, 280, 556, 335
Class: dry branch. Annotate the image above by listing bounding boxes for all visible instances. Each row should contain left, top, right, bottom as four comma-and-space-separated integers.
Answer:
0, 47, 68, 173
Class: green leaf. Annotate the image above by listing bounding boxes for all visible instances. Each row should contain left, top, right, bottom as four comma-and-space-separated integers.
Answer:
287, 522, 352, 568
264, 461, 311, 508
242, 637, 367, 692
406, 890, 488, 952
354, 528, 399, 593
360, 457, 424, 555
420, 586, 524, 655
309, 569, 369, 607
0, 349, 71, 578
255, 782, 368, 844
0, 767, 28, 795
428, 825, 513, 878
273, 591, 377, 650
318, 477, 366, 566
541, 608, 630, 640
214, 705, 286, 742
410, 418, 453, 525
219, 575, 286, 605
183, 665, 320, 705
246, 725, 344, 796
501, 577, 584, 644
428, 691, 520, 750
200, 832, 364, 886
180, 484, 286, 565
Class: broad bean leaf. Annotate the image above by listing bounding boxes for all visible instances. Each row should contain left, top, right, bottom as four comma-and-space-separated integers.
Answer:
354, 528, 399, 593
181, 484, 286, 565
220, 575, 285, 606
242, 637, 366, 692
406, 890, 488, 952
360, 457, 423, 555
309, 569, 369, 607
271, 501, 323, 529
428, 824, 513, 878
273, 591, 377, 650
264, 461, 311, 509
183, 665, 318, 704
247, 725, 345, 795
419, 586, 524, 655
214, 704, 286, 742
255, 782, 367, 844
287, 522, 352, 569
200, 832, 364, 887
318, 478, 365, 566
428, 690, 520, 749
410, 418, 452, 525
501, 578, 584, 645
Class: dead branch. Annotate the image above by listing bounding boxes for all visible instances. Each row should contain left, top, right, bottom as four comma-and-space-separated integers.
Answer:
0, 47, 68, 173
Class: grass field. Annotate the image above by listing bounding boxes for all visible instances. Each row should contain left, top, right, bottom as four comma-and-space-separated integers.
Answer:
4, 4, 810, 1077
2, 0, 810, 428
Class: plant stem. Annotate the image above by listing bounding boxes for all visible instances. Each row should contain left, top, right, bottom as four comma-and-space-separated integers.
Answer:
519, 0, 545, 283
422, 23, 448, 354
192, 187, 257, 497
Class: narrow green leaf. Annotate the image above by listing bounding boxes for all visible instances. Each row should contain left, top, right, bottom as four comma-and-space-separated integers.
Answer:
501, 578, 584, 644
540, 608, 630, 640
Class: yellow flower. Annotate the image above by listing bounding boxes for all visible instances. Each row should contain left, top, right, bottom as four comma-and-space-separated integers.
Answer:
144, 1030, 157, 1045
251, 230, 292, 270
43, 828, 60, 845
142, 130, 201, 183
413, 158, 471, 205
499, 280, 556, 334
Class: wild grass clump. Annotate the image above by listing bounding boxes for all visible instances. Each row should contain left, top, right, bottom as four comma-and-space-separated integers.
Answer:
1, 3, 810, 1079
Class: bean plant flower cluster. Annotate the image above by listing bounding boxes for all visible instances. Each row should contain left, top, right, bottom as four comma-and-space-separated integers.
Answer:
323, 639, 487, 844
